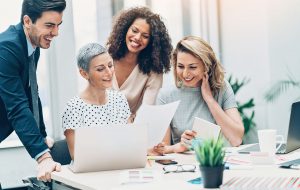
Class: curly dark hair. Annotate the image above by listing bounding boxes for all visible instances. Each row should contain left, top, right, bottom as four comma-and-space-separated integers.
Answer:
107, 7, 172, 74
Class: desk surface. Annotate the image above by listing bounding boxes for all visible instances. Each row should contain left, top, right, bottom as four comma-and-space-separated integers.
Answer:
52, 149, 300, 190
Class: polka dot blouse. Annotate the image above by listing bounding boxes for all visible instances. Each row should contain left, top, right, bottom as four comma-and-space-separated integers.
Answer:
62, 90, 131, 131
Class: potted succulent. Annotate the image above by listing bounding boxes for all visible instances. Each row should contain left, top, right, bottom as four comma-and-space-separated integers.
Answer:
193, 138, 225, 188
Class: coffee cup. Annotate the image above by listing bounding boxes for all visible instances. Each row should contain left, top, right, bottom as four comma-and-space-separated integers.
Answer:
257, 129, 284, 156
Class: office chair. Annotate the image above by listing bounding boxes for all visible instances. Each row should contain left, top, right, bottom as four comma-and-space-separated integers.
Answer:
50, 139, 71, 165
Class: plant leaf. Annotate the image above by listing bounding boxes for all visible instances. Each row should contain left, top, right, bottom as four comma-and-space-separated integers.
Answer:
264, 80, 300, 102
194, 138, 224, 167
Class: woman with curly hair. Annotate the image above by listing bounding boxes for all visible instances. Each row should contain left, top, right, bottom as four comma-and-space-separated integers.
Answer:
107, 7, 172, 115
152, 36, 244, 154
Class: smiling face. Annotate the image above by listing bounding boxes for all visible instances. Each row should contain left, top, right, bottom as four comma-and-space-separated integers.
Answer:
81, 53, 114, 90
125, 18, 150, 54
23, 11, 63, 49
176, 51, 206, 88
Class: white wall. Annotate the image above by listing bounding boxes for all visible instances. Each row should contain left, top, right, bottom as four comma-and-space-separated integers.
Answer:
152, 0, 183, 46
266, 0, 300, 136
220, 0, 300, 139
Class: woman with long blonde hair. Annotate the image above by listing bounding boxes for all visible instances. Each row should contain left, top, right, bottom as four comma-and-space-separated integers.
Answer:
151, 36, 244, 154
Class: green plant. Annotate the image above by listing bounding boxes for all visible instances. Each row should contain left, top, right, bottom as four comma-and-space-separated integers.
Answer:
228, 75, 256, 134
194, 138, 225, 167
264, 73, 300, 102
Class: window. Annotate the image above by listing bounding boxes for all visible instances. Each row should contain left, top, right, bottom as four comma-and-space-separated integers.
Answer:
72, 0, 114, 92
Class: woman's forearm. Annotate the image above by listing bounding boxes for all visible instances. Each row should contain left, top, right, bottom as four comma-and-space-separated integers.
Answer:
206, 99, 244, 146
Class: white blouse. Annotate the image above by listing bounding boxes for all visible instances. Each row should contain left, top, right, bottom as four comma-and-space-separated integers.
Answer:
62, 90, 130, 131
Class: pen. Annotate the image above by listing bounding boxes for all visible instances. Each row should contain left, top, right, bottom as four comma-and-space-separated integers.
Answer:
225, 165, 253, 170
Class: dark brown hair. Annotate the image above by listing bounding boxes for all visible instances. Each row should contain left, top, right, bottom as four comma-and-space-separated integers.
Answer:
107, 7, 172, 74
21, 0, 66, 24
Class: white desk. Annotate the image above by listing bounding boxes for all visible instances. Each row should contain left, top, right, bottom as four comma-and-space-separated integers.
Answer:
52, 149, 300, 190
52, 152, 199, 190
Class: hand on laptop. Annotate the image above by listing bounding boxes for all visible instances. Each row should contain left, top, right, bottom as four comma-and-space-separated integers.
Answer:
37, 152, 61, 182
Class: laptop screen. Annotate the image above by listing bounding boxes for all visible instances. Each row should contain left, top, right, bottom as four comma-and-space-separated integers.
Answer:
70, 124, 147, 173
238, 101, 300, 154
285, 101, 300, 153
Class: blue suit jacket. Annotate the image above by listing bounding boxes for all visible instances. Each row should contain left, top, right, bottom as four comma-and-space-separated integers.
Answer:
0, 23, 48, 158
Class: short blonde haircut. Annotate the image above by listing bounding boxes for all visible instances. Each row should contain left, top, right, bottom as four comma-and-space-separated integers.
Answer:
172, 36, 225, 95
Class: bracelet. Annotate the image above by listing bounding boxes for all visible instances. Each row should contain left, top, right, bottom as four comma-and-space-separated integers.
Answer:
37, 154, 52, 164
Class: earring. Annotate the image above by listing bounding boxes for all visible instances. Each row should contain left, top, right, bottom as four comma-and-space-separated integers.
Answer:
178, 79, 183, 88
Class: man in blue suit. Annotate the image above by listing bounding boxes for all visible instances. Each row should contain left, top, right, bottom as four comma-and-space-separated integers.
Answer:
0, 0, 66, 182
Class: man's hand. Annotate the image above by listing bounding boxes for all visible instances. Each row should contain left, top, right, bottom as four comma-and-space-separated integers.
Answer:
37, 152, 61, 182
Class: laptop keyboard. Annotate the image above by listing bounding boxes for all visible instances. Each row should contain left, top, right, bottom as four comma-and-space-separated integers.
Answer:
238, 143, 287, 154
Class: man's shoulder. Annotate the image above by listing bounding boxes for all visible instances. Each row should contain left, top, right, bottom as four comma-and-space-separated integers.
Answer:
0, 23, 26, 56
0, 24, 19, 42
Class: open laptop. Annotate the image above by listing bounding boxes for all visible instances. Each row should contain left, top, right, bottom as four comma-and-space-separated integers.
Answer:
239, 101, 300, 154
69, 124, 147, 173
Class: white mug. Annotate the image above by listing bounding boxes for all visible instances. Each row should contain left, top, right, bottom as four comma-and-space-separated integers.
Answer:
257, 129, 284, 156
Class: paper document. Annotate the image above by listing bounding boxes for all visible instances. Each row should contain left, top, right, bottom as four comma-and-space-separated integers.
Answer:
119, 170, 159, 184
192, 117, 220, 140
134, 101, 180, 147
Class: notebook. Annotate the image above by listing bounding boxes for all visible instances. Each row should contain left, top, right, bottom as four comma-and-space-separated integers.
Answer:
192, 117, 221, 140
69, 124, 147, 173
239, 101, 300, 154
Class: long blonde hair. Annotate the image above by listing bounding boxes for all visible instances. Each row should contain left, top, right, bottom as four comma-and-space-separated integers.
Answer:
172, 36, 225, 95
